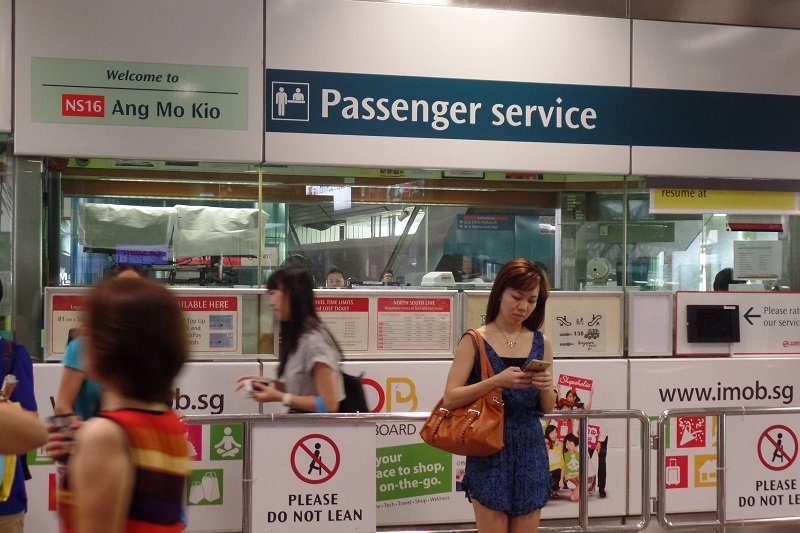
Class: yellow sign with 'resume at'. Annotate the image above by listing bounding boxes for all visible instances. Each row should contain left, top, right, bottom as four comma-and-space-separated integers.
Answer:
650, 189, 799, 214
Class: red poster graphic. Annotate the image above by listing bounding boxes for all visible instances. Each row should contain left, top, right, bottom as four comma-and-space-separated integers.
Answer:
676, 416, 706, 448
52, 295, 83, 311
665, 455, 688, 489
316, 297, 370, 312
377, 298, 451, 313
178, 296, 239, 311
186, 424, 203, 461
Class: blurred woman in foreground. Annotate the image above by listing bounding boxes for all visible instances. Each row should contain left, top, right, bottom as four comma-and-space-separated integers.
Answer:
58, 277, 189, 533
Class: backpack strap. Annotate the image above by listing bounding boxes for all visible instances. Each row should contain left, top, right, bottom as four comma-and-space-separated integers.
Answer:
0, 339, 15, 378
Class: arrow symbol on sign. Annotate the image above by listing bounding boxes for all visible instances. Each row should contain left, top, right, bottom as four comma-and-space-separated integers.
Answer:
744, 307, 761, 325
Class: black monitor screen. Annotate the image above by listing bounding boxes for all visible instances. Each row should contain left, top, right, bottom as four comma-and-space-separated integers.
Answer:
686, 305, 740, 343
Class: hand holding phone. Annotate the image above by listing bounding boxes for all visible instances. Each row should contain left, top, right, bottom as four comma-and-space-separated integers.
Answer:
242, 378, 271, 395
522, 359, 551, 373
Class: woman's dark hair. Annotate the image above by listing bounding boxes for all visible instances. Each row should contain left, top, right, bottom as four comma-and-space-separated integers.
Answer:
83, 277, 187, 404
485, 258, 549, 331
713, 267, 745, 291
267, 263, 342, 376
544, 424, 558, 443
564, 433, 579, 448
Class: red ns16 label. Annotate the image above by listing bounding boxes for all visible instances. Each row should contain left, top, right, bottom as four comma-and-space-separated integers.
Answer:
62, 94, 105, 117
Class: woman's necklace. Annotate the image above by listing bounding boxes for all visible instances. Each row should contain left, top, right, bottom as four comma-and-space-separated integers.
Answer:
494, 322, 522, 348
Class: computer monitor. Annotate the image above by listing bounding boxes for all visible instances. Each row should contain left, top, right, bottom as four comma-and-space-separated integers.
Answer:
686, 304, 740, 343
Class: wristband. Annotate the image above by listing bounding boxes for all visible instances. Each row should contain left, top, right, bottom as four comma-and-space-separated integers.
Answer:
314, 395, 328, 413
281, 393, 292, 406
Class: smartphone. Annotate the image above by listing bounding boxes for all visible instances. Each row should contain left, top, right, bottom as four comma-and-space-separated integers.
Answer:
242, 378, 272, 394
522, 359, 551, 373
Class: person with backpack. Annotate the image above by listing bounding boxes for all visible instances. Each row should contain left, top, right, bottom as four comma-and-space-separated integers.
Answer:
237, 263, 346, 413
0, 338, 39, 533
53, 265, 144, 421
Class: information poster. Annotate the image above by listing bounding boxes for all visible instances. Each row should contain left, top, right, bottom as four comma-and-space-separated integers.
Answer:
45, 288, 245, 360
675, 291, 800, 356
250, 423, 375, 532
544, 291, 624, 357
726, 414, 800, 520
376, 297, 453, 353
462, 291, 489, 332
317, 296, 370, 351
177, 294, 242, 355
49, 294, 83, 356
733, 240, 783, 280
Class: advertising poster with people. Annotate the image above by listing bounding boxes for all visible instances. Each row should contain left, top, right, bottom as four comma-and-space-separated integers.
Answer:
543, 360, 628, 519
628, 358, 800, 516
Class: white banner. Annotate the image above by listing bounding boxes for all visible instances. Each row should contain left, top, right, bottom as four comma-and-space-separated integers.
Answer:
264, 0, 631, 173
14, 0, 263, 161
0, 0, 10, 132
629, 358, 800, 515
632, 20, 800, 179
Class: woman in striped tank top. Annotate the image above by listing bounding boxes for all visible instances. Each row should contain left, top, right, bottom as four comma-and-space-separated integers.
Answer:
58, 276, 189, 533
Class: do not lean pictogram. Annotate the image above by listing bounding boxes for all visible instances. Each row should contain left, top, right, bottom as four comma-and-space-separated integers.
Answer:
290, 433, 341, 484
757, 424, 798, 471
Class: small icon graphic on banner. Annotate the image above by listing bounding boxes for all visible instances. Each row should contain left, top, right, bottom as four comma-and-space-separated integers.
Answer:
187, 469, 224, 506
694, 454, 717, 487
665, 455, 688, 489
271, 82, 310, 122
211, 424, 243, 460
677, 416, 706, 448
186, 424, 202, 461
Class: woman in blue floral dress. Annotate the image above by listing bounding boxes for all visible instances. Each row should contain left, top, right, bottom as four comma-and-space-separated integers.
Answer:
442, 258, 555, 532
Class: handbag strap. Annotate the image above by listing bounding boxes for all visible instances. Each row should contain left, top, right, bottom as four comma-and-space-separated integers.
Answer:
466, 329, 495, 380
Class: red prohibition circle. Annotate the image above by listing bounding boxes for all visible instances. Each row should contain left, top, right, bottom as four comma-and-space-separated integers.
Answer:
757, 424, 798, 471
290, 433, 340, 484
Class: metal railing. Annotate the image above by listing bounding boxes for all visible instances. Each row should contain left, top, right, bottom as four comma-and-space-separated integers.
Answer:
184, 408, 651, 533
656, 406, 800, 531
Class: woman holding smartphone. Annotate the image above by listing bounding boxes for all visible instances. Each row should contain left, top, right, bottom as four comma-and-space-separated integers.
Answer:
441, 258, 555, 532
236, 263, 344, 413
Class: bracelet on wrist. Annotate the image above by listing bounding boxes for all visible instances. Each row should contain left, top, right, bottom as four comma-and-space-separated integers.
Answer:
314, 395, 328, 413
281, 393, 292, 406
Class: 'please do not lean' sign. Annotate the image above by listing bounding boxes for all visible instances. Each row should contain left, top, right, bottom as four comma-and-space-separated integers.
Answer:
250, 422, 376, 532
725, 414, 800, 521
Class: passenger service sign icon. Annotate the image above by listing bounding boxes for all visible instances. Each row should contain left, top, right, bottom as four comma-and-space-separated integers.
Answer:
271, 81, 310, 122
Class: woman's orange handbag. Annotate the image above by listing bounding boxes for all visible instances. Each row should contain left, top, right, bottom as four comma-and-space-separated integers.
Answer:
420, 329, 504, 456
